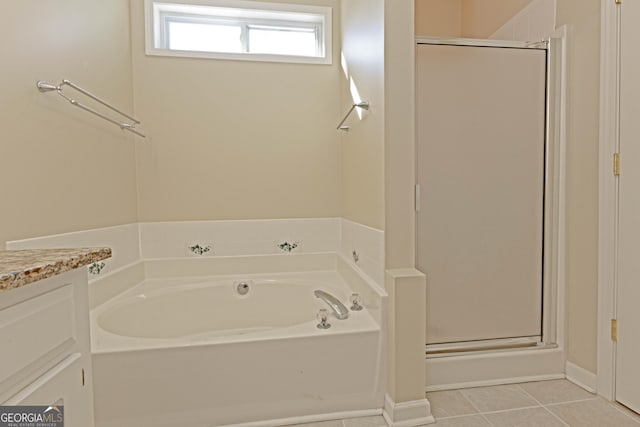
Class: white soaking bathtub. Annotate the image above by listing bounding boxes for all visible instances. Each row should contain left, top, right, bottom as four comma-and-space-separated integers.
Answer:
91, 270, 384, 427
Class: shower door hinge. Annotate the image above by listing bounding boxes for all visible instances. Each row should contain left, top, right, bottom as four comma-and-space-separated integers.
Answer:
614, 153, 621, 176
611, 319, 618, 342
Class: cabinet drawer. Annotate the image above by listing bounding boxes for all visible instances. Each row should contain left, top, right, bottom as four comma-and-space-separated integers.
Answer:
0, 285, 76, 389
5, 353, 81, 405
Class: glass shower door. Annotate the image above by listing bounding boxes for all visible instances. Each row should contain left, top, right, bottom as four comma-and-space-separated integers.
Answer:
416, 42, 547, 349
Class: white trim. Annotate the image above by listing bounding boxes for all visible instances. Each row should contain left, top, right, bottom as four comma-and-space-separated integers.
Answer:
565, 361, 598, 394
544, 25, 568, 348
415, 36, 548, 49
382, 394, 434, 427
425, 347, 564, 391
597, 0, 620, 401
223, 409, 382, 427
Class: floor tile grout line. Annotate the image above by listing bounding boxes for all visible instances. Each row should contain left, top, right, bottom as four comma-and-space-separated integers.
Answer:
514, 382, 598, 407
608, 401, 640, 424
543, 396, 604, 407
478, 405, 571, 427
457, 388, 497, 425
425, 389, 481, 419
540, 405, 571, 427
479, 413, 496, 426
476, 404, 547, 416
434, 414, 484, 421
515, 382, 572, 425
516, 383, 548, 407
433, 411, 504, 422
458, 388, 486, 416
459, 385, 546, 416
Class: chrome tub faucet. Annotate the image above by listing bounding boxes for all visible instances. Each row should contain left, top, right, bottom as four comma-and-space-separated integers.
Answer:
314, 290, 349, 320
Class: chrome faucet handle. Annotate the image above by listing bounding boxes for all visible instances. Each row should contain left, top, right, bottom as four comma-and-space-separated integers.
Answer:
350, 293, 363, 311
317, 309, 331, 329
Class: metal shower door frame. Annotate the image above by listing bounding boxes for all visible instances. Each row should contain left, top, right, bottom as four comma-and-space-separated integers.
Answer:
415, 36, 565, 354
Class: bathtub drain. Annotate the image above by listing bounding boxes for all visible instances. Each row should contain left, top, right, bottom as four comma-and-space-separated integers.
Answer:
236, 282, 250, 295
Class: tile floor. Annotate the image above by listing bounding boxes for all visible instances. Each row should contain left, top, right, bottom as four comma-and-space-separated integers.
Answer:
285, 380, 640, 427
426, 380, 640, 426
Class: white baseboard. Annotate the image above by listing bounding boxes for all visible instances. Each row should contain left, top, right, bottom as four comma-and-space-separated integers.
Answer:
426, 347, 565, 391
382, 394, 435, 427
565, 361, 597, 393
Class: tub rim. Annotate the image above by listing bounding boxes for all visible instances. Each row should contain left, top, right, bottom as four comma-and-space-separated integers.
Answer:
91, 270, 381, 354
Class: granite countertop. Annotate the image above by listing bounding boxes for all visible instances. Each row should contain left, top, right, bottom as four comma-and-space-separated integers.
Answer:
0, 248, 112, 292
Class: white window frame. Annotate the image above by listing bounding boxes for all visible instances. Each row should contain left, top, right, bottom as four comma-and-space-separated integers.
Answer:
144, 0, 332, 65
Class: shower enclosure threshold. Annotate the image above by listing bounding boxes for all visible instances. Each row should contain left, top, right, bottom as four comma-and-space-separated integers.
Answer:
426, 336, 547, 358
425, 342, 563, 391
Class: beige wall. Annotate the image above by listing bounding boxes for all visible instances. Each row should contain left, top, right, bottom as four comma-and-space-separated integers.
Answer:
415, 0, 462, 37
415, 0, 532, 38
461, 0, 533, 38
0, 0, 138, 246
340, 0, 385, 230
556, 0, 601, 374
131, 0, 342, 223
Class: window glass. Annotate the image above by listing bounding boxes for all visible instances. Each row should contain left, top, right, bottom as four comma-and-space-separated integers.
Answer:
248, 26, 317, 57
168, 21, 242, 53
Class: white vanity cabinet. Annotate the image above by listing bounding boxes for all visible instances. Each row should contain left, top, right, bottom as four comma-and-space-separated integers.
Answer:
0, 251, 106, 427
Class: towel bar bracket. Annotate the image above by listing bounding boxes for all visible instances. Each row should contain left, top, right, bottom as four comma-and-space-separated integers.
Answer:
337, 101, 370, 131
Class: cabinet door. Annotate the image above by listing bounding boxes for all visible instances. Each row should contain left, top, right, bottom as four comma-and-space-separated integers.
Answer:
0, 284, 76, 397
5, 354, 93, 427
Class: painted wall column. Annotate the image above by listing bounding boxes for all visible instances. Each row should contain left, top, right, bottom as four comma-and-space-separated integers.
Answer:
383, 1, 433, 425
